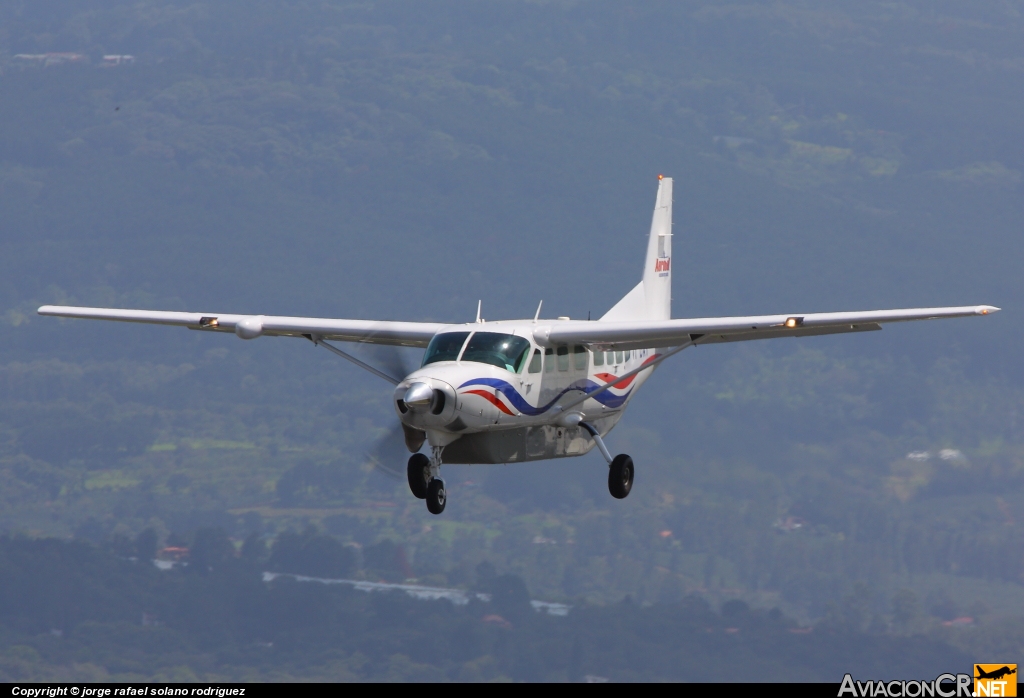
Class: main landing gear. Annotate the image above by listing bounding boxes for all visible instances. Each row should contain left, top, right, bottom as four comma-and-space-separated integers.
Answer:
608, 454, 634, 499
407, 447, 446, 514
580, 422, 634, 500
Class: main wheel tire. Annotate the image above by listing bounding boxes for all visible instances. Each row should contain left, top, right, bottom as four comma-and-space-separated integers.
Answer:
407, 453, 430, 499
426, 478, 447, 515
608, 454, 634, 499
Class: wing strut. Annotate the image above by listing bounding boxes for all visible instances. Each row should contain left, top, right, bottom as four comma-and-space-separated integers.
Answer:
305, 334, 401, 386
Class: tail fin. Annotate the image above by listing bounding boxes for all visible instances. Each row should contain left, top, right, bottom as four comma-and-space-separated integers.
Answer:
601, 176, 672, 322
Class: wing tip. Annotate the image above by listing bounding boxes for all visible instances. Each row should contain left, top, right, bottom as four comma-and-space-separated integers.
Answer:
978, 305, 1001, 315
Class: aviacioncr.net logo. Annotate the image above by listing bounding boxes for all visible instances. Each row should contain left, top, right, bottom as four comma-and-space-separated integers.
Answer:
838, 673, 972, 697
974, 664, 1017, 697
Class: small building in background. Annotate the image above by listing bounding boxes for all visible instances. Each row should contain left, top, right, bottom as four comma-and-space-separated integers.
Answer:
102, 54, 135, 67
13, 52, 87, 66
773, 515, 808, 533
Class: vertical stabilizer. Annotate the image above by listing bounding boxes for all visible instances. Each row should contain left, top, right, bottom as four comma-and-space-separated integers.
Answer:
601, 176, 673, 321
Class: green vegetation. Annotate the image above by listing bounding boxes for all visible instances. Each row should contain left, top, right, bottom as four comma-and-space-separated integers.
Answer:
0, 0, 1021, 681
0, 534, 988, 682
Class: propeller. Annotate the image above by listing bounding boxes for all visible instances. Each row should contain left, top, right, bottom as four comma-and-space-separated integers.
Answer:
366, 421, 428, 480
309, 334, 426, 480
365, 422, 407, 480
351, 343, 425, 479
358, 343, 420, 383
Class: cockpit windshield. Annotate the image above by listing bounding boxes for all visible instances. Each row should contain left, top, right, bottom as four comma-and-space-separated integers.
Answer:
422, 332, 470, 366
461, 332, 531, 372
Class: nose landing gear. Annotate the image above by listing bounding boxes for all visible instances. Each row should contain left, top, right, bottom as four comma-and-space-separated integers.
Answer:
407, 446, 446, 514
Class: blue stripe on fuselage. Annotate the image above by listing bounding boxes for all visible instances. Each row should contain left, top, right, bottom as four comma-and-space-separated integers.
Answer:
458, 377, 631, 415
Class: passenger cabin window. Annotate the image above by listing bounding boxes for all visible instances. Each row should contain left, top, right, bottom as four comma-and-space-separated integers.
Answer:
544, 348, 554, 372
528, 349, 542, 373
615, 351, 624, 364
556, 345, 569, 372
422, 332, 470, 366
573, 345, 587, 371
593, 350, 604, 367
461, 332, 532, 372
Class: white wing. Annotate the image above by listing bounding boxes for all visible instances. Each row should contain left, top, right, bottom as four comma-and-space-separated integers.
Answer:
536, 305, 999, 350
37, 305, 444, 347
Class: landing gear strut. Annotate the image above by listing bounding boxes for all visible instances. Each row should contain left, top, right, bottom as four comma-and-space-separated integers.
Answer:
408, 446, 446, 514
580, 421, 634, 500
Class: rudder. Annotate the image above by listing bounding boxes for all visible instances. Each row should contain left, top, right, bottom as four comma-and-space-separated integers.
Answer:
602, 176, 673, 321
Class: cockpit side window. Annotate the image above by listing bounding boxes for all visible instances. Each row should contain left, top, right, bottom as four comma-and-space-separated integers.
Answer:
544, 348, 554, 373
422, 332, 470, 366
515, 344, 532, 373
528, 349, 542, 373
461, 332, 532, 372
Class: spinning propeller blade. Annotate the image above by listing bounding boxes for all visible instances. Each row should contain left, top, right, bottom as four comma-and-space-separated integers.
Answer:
365, 422, 409, 480
358, 344, 420, 383
349, 343, 423, 479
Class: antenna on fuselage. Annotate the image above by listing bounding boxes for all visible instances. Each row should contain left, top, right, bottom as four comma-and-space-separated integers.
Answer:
476, 300, 483, 324
533, 300, 543, 323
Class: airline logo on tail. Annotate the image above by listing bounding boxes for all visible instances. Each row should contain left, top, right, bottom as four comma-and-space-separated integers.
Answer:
654, 257, 670, 274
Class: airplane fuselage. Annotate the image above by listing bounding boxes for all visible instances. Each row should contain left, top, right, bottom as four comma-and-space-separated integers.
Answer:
394, 320, 661, 464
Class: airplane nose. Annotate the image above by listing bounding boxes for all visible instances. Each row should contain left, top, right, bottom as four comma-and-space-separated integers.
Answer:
404, 382, 433, 409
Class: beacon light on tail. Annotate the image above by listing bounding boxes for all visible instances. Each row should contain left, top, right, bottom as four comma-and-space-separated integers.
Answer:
38, 177, 1000, 515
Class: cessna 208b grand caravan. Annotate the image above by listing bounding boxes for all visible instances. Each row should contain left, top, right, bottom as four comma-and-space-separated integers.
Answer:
39, 176, 999, 514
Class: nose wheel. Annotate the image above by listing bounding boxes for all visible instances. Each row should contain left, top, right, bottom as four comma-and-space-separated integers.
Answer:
407, 447, 446, 514
426, 478, 446, 514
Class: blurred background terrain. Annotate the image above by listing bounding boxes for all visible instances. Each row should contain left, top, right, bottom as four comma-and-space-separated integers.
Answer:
0, 0, 1021, 681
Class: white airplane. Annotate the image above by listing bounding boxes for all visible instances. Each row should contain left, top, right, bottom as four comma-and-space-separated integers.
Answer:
39, 176, 999, 515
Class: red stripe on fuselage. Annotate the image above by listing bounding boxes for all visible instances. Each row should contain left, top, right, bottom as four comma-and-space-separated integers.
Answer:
594, 354, 660, 390
463, 389, 515, 415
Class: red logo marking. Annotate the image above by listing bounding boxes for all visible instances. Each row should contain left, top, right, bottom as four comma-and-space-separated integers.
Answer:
654, 257, 671, 273
594, 355, 661, 390
594, 372, 637, 390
